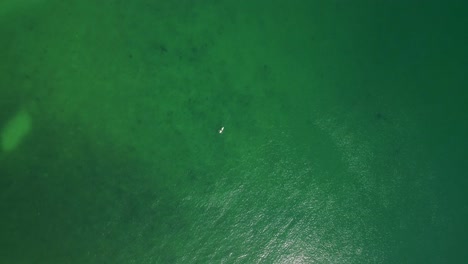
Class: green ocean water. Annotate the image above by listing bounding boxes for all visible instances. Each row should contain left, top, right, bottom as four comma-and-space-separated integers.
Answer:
1, 0, 467, 263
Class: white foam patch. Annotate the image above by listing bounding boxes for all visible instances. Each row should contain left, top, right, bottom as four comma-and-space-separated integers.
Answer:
1, 109, 32, 153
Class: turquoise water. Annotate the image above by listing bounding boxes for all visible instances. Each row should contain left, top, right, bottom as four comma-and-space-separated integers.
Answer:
1, 0, 467, 263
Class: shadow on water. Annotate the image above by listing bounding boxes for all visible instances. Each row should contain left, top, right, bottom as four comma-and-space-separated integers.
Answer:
0, 109, 189, 263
